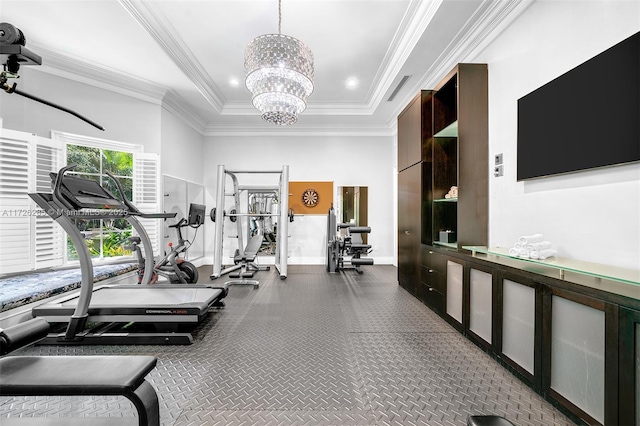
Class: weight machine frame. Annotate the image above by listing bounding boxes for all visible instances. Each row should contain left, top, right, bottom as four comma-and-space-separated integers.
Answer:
211, 165, 290, 280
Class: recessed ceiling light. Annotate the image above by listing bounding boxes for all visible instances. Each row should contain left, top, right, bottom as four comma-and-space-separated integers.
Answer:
345, 77, 359, 89
229, 77, 240, 87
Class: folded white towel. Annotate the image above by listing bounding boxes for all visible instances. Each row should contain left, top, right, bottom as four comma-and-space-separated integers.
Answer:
508, 247, 519, 257
518, 234, 544, 244
525, 241, 552, 252
518, 248, 530, 258
530, 249, 557, 260
513, 242, 524, 250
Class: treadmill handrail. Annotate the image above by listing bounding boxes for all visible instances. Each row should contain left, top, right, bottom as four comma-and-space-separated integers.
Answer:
105, 170, 139, 214
52, 163, 77, 210
104, 171, 176, 219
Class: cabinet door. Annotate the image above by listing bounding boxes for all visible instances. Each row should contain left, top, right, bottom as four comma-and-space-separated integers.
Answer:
398, 164, 421, 294
397, 94, 422, 171
445, 259, 464, 328
468, 266, 493, 346
498, 271, 541, 389
545, 289, 610, 425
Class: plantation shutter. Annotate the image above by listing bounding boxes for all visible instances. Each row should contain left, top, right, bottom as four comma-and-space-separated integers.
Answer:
133, 152, 161, 255
32, 136, 65, 269
0, 129, 32, 273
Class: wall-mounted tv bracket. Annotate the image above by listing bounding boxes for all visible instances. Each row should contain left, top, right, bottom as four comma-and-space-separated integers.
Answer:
0, 22, 105, 131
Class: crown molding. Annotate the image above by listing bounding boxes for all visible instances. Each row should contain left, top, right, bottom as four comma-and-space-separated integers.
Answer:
118, 0, 226, 113
366, 0, 443, 111
161, 90, 208, 135
391, 0, 534, 121
29, 42, 167, 105
203, 122, 395, 137
17, 0, 533, 138
222, 102, 374, 116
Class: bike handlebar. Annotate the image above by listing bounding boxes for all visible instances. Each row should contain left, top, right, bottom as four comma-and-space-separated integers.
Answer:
168, 218, 188, 228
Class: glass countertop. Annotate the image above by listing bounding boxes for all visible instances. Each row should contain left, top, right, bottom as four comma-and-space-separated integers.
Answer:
462, 246, 640, 286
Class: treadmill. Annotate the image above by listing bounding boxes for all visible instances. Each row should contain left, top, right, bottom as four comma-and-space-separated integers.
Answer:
29, 164, 228, 345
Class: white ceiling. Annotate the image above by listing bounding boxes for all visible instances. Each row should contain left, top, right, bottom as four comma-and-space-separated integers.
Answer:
0, 0, 532, 135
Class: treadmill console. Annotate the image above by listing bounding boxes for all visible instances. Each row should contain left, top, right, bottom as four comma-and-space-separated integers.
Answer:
50, 172, 124, 210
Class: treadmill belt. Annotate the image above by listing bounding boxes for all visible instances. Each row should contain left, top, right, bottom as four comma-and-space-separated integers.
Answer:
64, 286, 221, 306
33, 286, 223, 318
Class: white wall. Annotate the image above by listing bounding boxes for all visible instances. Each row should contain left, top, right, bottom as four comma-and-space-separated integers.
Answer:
0, 68, 162, 153
473, 0, 640, 270
160, 107, 203, 182
3, 1, 638, 274
202, 134, 395, 265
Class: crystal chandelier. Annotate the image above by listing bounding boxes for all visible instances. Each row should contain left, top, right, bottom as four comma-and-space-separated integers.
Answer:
244, 0, 314, 125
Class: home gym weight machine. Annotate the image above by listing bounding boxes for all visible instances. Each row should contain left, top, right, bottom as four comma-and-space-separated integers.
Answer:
210, 165, 291, 284
326, 205, 374, 274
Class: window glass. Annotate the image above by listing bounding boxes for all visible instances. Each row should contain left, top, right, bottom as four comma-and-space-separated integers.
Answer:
66, 145, 134, 261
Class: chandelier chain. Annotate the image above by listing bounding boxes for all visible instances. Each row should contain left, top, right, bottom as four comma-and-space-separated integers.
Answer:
278, 0, 282, 34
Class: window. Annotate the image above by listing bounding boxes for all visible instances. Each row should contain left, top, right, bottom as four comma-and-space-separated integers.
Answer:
53, 130, 161, 265
66, 144, 134, 261
0, 129, 160, 275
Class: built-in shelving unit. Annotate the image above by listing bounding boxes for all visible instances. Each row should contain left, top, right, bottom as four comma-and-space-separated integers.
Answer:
424, 63, 488, 249
397, 62, 640, 426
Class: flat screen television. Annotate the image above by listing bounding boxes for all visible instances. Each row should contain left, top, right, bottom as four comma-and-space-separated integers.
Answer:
517, 31, 639, 181
187, 203, 206, 227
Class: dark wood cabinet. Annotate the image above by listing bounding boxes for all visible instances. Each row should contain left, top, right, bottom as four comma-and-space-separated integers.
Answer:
397, 91, 433, 294
397, 91, 432, 172
397, 62, 637, 426
398, 64, 487, 298
397, 163, 421, 295
415, 247, 638, 426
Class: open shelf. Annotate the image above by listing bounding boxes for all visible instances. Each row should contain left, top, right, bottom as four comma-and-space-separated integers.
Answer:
462, 246, 640, 285
434, 120, 458, 138
434, 241, 457, 249
434, 197, 457, 202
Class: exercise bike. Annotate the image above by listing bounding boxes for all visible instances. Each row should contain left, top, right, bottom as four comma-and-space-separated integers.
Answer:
127, 203, 206, 284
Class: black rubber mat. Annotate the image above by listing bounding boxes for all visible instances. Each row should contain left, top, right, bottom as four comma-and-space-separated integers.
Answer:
0, 265, 575, 425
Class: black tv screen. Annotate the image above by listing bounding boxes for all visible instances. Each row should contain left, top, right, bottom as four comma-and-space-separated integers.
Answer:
188, 203, 206, 226
517, 31, 639, 181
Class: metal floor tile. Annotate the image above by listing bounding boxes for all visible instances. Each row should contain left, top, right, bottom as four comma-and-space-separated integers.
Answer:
0, 265, 576, 425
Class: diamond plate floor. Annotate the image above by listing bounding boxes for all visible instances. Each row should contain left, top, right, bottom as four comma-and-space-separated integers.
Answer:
0, 265, 576, 425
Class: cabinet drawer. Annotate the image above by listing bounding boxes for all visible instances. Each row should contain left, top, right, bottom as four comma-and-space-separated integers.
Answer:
420, 283, 444, 313
421, 247, 448, 274
421, 246, 434, 267
421, 266, 445, 293
430, 251, 448, 274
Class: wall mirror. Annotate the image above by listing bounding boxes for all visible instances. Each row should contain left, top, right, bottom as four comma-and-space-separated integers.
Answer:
338, 186, 368, 244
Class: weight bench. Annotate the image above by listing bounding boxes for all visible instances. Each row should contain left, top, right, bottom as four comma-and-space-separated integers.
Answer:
342, 226, 374, 274
0, 318, 160, 425
226, 233, 263, 289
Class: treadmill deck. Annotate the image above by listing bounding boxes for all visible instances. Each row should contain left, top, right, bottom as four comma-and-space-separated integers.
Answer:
33, 285, 225, 323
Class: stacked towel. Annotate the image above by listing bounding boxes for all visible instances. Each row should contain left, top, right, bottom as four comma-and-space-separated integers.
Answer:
518, 234, 544, 244
525, 241, 552, 252
530, 249, 557, 260
444, 186, 458, 199
508, 234, 556, 260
